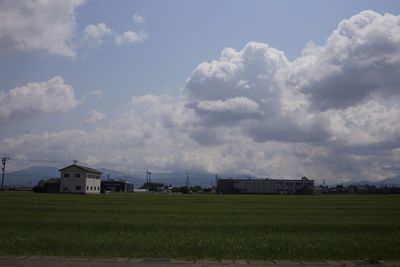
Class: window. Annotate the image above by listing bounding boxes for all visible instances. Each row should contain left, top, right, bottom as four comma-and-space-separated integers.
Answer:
90, 186, 93, 190
74, 173, 80, 178
75, 186, 81, 191
63, 173, 70, 177
87, 186, 89, 190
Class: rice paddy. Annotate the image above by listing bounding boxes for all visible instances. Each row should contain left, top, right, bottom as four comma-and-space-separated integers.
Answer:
0, 192, 399, 260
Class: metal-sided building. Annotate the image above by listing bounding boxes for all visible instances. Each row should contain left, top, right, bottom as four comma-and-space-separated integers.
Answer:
216, 177, 314, 195
101, 179, 134, 192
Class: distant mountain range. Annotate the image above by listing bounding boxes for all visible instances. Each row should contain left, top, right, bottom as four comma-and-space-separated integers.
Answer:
4, 165, 400, 187
3, 166, 217, 187
342, 175, 400, 186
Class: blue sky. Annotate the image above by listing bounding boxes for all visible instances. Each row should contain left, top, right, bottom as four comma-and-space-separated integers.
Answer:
1, 0, 400, 183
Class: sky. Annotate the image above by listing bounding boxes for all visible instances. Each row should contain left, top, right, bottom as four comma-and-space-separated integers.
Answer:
1, 0, 400, 183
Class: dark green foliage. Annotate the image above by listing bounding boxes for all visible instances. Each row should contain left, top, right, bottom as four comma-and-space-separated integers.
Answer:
0, 193, 399, 260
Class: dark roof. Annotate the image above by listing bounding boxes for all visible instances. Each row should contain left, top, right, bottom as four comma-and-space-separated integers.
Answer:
44, 178, 61, 184
59, 164, 102, 174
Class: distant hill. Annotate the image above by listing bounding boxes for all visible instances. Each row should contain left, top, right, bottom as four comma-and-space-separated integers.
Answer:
342, 175, 400, 186
4, 166, 246, 188
147, 172, 216, 187
99, 168, 144, 187
8, 165, 398, 188
4, 166, 144, 187
375, 175, 400, 186
5, 166, 60, 186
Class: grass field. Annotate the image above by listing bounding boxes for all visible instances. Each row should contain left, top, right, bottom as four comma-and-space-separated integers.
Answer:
0, 192, 399, 260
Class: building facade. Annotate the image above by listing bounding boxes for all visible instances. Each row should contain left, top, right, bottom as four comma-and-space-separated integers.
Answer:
59, 165, 102, 194
216, 177, 314, 195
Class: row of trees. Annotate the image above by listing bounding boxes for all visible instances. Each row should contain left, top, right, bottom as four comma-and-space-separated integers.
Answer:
139, 182, 213, 193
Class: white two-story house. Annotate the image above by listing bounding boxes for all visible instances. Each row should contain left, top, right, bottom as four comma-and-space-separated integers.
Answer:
59, 164, 102, 194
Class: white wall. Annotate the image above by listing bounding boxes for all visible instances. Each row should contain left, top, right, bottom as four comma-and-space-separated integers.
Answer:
60, 166, 101, 194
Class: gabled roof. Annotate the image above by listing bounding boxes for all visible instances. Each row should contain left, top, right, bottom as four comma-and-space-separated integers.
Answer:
59, 164, 102, 174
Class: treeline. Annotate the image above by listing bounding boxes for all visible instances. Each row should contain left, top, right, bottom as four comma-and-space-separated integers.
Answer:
319, 184, 400, 194
140, 182, 213, 193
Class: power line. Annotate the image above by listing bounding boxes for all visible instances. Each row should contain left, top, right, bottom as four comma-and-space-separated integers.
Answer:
6, 173, 56, 179
7, 158, 71, 163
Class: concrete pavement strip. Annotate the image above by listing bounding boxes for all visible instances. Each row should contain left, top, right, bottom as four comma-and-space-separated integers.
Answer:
0, 256, 398, 267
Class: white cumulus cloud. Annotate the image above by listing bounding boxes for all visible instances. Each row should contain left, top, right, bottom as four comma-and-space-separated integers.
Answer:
196, 97, 259, 114
0, 77, 78, 123
0, 0, 84, 57
115, 30, 147, 45
291, 10, 400, 111
133, 14, 145, 24
85, 110, 106, 124
84, 23, 112, 45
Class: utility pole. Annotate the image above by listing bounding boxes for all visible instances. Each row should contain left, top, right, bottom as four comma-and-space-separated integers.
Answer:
186, 172, 190, 193
1, 157, 10, 192
145, 171, 149, 192
215, 174, 219, 193
145, 170, 152, 192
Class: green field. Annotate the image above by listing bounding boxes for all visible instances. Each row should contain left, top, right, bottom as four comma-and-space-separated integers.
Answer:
0, 192, 399, 260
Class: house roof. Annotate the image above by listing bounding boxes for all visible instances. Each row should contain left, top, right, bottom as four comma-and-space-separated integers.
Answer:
59, 164, 102, 174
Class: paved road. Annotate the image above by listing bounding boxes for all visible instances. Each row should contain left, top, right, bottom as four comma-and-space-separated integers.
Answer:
0, 256, 399, 267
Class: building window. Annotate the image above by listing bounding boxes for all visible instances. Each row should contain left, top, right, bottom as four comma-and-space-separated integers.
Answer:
76, 186, 81, 191
87, 186, 89, 190
74, 173, 80, 178
63, 173, 70, 177
90, 186, 93, 190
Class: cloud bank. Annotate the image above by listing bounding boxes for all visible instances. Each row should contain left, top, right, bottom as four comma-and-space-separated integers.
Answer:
2, 10, 400, 182
0, 1, 147, 57
0, 77, 78, 123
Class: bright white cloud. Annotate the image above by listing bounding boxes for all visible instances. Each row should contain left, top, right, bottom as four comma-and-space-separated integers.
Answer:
84, 23, 112, 45
115, 30, 147, 45
291, 10, 400, 111
0, 0, 84, 57
186, 41, 289, 101
133, 14, 145, 24
85, 110, 106, 124
196, 97, 259, 114
3, 10, 400, 183
0, 77, 78, 123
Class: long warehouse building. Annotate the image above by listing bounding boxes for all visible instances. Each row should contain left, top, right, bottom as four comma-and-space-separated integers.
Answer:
216, 177, 314, 195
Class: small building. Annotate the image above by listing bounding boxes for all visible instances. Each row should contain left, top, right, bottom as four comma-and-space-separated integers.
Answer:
101, 179, 134, 192
33, 178, 60, 193
59, 164, 102, 194
44, 178, 61, 193
216, 177, 314, 195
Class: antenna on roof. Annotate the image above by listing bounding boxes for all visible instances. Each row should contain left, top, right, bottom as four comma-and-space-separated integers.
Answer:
73, 159, 78, 165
